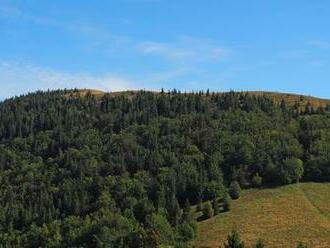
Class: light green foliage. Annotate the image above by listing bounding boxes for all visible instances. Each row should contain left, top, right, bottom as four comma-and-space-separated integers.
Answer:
283, 157, 304, 183
202, 201, 214, 219
222, 193, 232, 212
252, 173, 263, 188
146, 213, 175, 246
224, 230, 245, 248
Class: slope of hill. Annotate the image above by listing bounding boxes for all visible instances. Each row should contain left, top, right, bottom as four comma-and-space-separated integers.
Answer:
245, 91, 330, 108
67, 89, 330, 109
1, 89, 330, 247
196, 183, 330, 248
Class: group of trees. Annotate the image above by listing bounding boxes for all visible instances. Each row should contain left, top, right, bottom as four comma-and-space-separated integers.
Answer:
0, 89, 329, 246
223, 230, 308, 248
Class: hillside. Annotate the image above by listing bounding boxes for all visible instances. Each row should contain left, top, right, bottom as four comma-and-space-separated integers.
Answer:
245, 91, 330, 109
1, 89, 330, 246
196, 183, 330, 248
67, 89, 330, 109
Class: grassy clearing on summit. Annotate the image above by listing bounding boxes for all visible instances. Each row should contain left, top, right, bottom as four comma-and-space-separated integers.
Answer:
68, 89, 330, 109
196, 183, 330, 248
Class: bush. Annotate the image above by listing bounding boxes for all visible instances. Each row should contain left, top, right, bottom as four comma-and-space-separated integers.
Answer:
222, 193, 231, 212
146, 213, 175, 246
297, 242, 308, 248
253, 239, 266, 248
177, 223, 196, 242
182, 199, 192, 223
202, 201, 214, 219
229, 181, 241, 200
212, 199, 219, 215
224, 230, 245, 248
197, 200, 203, 212
252, 173, 263, 188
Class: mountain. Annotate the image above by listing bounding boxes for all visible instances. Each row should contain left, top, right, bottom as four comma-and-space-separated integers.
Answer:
0, 89, 329, 247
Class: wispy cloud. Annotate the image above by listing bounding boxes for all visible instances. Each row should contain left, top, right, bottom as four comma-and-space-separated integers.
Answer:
309, 40, 330, 50
0, 2, 234, 97
0, 3, 126, 47
137, 37, 231, 61
277, 49, 310, 60
138, 42, 195, 59
0, 3, 232, 63
0, 62, 134, 99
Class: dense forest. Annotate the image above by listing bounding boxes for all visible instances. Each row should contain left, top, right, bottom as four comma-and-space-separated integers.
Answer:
0, 89, 330, 247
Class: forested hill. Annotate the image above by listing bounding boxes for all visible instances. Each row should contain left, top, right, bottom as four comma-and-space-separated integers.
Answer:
67, 89, 330, 109
1, 89, 330, 247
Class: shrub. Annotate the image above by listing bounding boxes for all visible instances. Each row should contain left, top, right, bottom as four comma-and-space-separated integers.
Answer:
253, 239, 266, 248
222, 193, 231, 212
297, 242, 308, 248
252, 173, 263, 188
177, 223, 195, 242
197, 200, 203, 212
202, 201, 214, 219
212, 199, 219, 215
224, 230, 245, 248
229, 181, 241, 200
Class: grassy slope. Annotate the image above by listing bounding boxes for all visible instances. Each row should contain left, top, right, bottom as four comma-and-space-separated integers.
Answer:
196, 183, 330, 248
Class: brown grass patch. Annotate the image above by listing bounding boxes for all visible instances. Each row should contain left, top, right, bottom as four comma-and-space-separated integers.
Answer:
196, 183, 330, 248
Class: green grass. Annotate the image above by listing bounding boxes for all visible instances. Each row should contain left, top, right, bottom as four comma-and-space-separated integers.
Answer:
196, 183, 330, 248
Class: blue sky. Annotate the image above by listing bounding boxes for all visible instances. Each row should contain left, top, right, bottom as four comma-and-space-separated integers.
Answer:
1, 0, 330, 99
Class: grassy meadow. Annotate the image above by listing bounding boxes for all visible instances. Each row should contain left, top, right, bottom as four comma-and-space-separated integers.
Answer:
196, 183, 330, 248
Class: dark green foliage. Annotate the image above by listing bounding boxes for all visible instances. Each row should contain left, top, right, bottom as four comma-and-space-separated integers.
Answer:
182, 199, 192, 223
212, 198, 219, 215
197, 200, 203, 212
202, 201, 214, 219
297, 241, 308, 248
177, 222, 196, 243
229, 181, 241, 200
0, 89, 328, 246
224, 230, 245, 248
253, 239, 266, 248
145, 213, 175, 246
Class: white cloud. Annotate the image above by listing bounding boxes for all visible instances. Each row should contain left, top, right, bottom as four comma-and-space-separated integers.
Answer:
0, 62, 134, 99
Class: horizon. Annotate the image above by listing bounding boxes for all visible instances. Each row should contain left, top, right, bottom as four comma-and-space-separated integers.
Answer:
2, 88, 330, 102
1, 1, 330, 99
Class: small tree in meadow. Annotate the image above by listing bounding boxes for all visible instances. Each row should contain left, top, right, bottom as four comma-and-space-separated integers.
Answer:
202, 201, 214, 219
197, 200, 203, 212
251, 173, 263, 188
283, 157, 304, 183
229, 181, 241, 200
253, 239, 266, 248
212, 199, 219, 215
222, 193, 231, 212
224, 230, 245, 248
182, 199, 192, 223
297, 242, 308, 248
